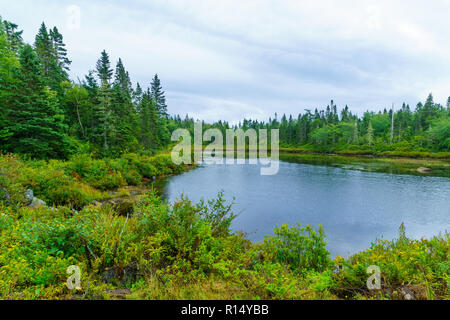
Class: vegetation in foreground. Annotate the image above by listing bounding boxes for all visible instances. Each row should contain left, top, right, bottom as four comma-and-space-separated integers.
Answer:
0, 153, 188, 209
0, 154, 448, 300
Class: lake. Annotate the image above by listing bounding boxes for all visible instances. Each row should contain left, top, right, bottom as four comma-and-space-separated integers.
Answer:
157, 158, 450, 257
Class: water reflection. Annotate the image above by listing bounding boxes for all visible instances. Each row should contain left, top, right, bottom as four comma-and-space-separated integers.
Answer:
157, 160, 450, 257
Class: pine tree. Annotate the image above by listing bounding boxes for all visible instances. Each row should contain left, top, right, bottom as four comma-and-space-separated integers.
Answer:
0, 21, 20, 144
5, 45, 71, 158
422, 93, 436, 127
49, 26, 71, 73
150, 73, 167, 116
96, 50, 113, 85
34, 22, 52, 76
1, 17, 23, 54
81, 70, 100, 142
96, 82, 113, 151
139, 88, 159, 149
92, 50, 114, 152
390, 104, 394, 144
367, 120, 374, 146
353, 121, 359, 143
114, 59, 132, 95
34, 22, 68, 92
112, 58, 138, 152
133, 82, 143, 106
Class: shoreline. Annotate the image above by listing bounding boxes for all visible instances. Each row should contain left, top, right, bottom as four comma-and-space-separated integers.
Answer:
278, 152, 450, 178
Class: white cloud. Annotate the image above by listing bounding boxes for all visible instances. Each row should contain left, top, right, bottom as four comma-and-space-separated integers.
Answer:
1, 0, 449, 122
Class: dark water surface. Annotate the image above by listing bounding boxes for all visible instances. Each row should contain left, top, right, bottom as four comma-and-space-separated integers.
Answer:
157, 160, 450, 257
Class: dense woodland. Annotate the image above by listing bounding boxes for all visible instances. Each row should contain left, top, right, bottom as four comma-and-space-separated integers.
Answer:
176, 97, 450, 154
1, 16, 449, 160
0, 17, 171, 158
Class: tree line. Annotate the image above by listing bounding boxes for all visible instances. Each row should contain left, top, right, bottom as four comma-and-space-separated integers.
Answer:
171, 98, 449, 152
1, 16, 449, 159
0, 17, 170, 158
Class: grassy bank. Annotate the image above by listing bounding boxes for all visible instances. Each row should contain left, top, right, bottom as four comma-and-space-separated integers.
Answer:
0, 153, 190, 209
279, 145, 450, 160
0, 191, 448, 300
279, 153, 450, 177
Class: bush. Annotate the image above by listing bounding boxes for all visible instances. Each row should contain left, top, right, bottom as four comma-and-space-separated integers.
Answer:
0, 154, 26, 206
263, 223, 331, 274
333, 225, 450, 299
0, 152, 187, 208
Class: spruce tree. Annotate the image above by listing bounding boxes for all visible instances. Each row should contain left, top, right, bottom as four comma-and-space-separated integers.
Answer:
112, 58, 138, 152
0, 21, 20, 144
139, 88, 159, 149
5, 45, 71, 158
150, 73, 167, 116
34, 23, 56, 77
96, 50, 113, 84
367, 121, 374, 146
133, 82, 143, 106
353, 121, 359, 143
34, 22, 68, 92
49, 26, 71, 73
97, 82, 113, 152
1, 17, 23, 54
93, 50, 114, 152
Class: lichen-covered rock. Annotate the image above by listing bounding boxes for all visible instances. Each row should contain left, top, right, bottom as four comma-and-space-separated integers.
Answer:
25, 189, 34, 205
398, 287, 416, 300
29, 197, 46, 208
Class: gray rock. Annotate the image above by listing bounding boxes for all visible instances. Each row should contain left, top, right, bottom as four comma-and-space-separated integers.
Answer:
25, 189, 46, 208
25, 189, 34, 205
29, 197, 46, 208
398, 287, 416, 300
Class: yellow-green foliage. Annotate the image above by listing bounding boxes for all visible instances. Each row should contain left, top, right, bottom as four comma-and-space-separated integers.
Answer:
0, 192, 331, 300
0, 153, 186, 208
0, 155, 26, 206
263, 224, 331, 275
333, 226, 449, 300
0, 191, 448, 300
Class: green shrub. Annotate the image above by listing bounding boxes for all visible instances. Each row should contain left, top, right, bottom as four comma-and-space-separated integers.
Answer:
0, 154, 26, 206
263, 223, 331, 274
333, 225, 450, 299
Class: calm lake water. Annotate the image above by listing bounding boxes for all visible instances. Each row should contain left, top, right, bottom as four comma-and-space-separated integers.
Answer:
157, 159, 450, 257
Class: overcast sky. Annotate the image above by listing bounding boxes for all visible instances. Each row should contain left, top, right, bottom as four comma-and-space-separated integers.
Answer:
2, 0, 450, 123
